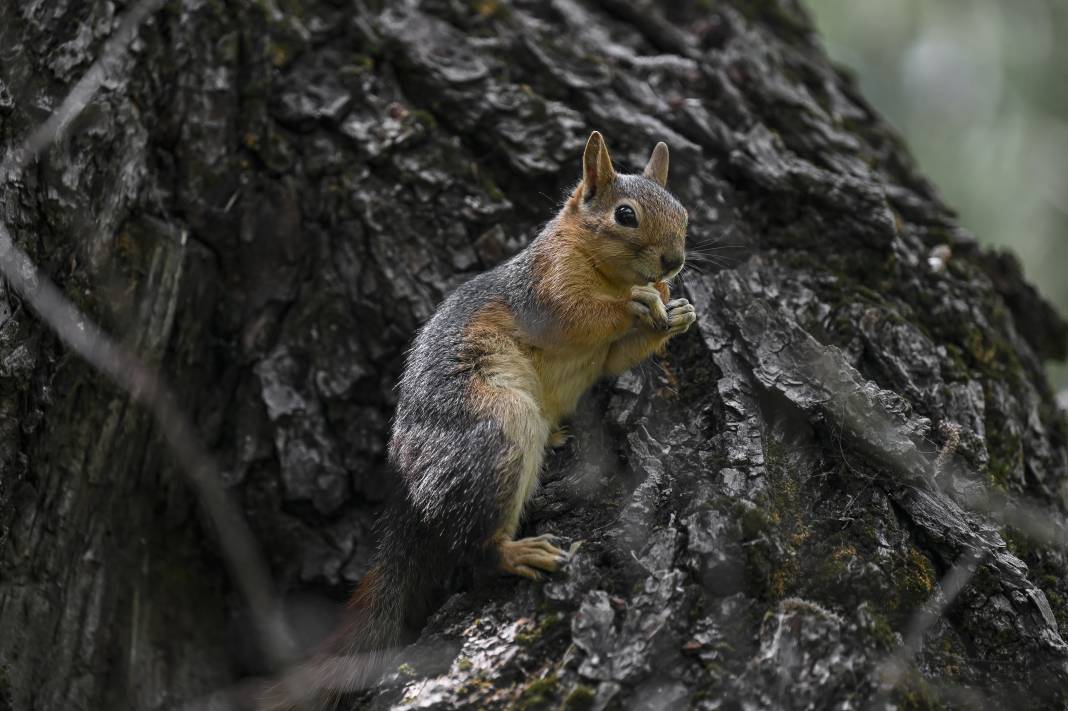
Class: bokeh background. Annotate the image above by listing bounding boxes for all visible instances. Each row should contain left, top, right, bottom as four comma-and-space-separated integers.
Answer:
807, 0, 1068, 389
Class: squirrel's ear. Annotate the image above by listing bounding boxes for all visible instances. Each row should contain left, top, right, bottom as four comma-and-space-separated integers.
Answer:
581, 131, 617, 203
643, 142, 669, 187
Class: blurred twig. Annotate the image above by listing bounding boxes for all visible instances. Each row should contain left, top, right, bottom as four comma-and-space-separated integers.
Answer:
0, 0, 296, 676
1, 0, 168, 180
870, 548, 984, 709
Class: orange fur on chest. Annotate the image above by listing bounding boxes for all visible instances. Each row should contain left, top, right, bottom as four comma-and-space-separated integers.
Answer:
460, 224, 665, 425
530, 224, 637, 347
530, 343, 610, 424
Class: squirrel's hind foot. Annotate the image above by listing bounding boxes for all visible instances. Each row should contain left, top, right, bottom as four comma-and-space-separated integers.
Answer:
498, 534, 571, 580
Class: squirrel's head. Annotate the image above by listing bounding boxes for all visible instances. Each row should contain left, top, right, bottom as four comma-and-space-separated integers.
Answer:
564, 131, 688, 287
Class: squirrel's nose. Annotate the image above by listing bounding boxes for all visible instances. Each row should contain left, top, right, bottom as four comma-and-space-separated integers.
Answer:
660, 253, 684, 275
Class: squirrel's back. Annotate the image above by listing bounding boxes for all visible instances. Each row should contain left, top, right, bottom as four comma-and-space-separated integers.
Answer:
394, 248, 537, 423
390, 246, 547, 554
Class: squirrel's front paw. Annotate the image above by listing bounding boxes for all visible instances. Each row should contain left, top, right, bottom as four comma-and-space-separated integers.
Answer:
628, 285, 670, 331
666, 298, 696, 335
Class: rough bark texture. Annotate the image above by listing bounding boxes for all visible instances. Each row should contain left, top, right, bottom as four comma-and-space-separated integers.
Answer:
2, 1, 1068, 709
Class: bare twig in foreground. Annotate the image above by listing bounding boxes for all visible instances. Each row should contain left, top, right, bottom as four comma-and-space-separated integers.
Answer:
0, 0, 296, 676
0, 223, 295, 667
870, 548, 984, 709
1, 0, 168, 180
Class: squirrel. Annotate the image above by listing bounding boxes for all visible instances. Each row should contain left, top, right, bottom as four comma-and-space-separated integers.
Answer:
257, 131, 693, 709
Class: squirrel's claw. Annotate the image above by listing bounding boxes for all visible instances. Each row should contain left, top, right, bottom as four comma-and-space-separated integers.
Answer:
666, 298, 696, 335
630, 290, 695, 335
629, 285, 670, 330
547, 426, 571, 449
499, 535, 570, 579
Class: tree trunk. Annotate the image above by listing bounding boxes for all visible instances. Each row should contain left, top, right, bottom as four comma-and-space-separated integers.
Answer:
2, 1, 1067, 709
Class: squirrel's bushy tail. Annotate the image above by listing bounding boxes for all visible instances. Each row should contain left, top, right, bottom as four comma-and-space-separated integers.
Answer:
256, 548, 436, 711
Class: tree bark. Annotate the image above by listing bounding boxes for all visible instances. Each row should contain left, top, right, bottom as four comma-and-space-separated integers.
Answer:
1, 1, 1067, 709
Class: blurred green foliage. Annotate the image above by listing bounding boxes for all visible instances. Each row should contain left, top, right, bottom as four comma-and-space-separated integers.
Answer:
806, 0, 1068, 388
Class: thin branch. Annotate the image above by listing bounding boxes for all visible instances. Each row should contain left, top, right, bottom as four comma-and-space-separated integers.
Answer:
1, 0, 168, 180
870, 548, 984, 709
0, 0, 297, 675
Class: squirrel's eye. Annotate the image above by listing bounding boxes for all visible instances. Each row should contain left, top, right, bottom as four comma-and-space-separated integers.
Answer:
614, 204, 638, 228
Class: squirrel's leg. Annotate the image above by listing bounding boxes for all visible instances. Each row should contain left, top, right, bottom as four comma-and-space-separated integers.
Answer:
464, 343, 569, 579
490, 424, 570, 579
603, 330, 669, 375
